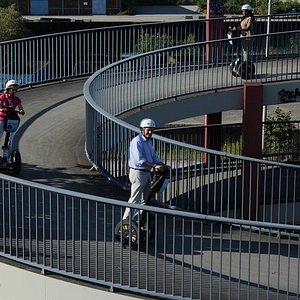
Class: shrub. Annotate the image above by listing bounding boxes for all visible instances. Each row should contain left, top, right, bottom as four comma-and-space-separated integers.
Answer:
0, 5, 30, 41
264, 107, 296, 156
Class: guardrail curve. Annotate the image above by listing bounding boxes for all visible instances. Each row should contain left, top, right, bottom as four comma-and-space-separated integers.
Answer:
0, 15, 300, 299
84, 29, 300, 223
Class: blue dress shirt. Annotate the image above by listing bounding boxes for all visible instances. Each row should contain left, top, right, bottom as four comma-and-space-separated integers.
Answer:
128, 133, 161, 170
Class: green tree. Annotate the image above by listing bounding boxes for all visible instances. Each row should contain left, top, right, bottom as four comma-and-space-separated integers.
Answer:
264, 107, 296, 157
135, 32, 175, 53
0, 5, 29, 41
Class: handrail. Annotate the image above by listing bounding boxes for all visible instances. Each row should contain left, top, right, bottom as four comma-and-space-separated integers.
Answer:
1, 14, 300, 88
0, 16, 300, 300
84, 31, 299, 177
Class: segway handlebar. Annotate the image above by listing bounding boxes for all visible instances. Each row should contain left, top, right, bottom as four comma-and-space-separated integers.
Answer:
1, 109, 25, 116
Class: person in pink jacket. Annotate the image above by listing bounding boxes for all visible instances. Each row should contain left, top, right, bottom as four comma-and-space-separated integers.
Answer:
0, 80, 25, 152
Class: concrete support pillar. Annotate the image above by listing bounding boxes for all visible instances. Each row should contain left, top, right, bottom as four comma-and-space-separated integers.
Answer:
242, 83, 263, 220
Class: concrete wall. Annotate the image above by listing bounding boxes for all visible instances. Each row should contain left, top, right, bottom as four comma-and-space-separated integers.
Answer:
122, 81, 300, 127
0, 261, 134, 300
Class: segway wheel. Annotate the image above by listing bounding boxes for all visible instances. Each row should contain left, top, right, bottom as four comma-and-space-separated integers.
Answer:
231, 70, 239, 77
230, 62, 239, 77
141, 214, 155, 241
115, 219, 138, 249
238, 61, 255, 80
11, 150, 22, 175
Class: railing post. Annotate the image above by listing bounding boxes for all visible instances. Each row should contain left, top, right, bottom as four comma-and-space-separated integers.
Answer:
242, 83, 263, 220
205, 0, 224, 62
204, 0, 224, 164
204, 112, 222, 154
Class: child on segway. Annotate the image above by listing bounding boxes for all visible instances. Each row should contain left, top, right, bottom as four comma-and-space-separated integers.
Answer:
0, 80, 25, 172
228, 4, 256, 79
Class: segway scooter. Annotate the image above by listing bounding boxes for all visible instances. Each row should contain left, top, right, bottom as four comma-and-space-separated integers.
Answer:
228, 31, 255, 80
115, 168, 171, 249
0, 110, 22, 175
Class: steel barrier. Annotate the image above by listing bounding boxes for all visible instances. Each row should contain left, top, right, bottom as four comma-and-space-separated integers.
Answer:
0, 173, 299, 299
0, 15, 299, 299
1, 14, 300, 88
84, 30, 300, 224
156, 121, 300, 161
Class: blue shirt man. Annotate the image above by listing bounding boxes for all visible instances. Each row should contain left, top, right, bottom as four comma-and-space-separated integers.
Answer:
123, 118, 167, 221
128, 132, 162, 171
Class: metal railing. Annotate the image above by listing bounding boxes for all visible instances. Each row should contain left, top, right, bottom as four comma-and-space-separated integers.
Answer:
84, 30, 300, 224
0, 15, 299, 300
1, 14, 299, 88
0, 174, 299, 299
156, 121, 300, 162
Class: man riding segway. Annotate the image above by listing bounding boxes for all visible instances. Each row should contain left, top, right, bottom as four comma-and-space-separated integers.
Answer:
115, 118, 170, 248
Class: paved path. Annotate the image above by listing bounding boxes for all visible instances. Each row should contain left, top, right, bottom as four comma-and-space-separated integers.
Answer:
6, 66, 300, 299
14, 79, 129, 200
14, 67, 300, 195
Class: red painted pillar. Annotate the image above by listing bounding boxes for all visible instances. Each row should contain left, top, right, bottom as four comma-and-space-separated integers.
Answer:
206, 0, 224, 62
204, 0, 224, 162
242, 83, 263, 220
204, 113, 222, 150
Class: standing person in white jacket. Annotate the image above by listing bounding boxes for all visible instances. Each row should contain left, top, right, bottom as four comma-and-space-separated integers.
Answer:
229, 4, 255, 61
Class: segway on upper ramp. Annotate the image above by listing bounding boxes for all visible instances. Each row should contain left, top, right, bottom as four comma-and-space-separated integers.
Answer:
227, 31, 255, 80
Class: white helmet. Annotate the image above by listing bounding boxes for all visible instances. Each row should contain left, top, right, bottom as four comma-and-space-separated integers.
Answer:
140, 118, 156, 128
241, 4, 252, 11
5, 79, 19, 90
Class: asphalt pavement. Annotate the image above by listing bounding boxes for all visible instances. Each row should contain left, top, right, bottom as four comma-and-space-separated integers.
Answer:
10, 78, 300, 201
14, 79, 129, 200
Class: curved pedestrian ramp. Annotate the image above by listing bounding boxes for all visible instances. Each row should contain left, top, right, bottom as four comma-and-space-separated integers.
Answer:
0, 179, 299, 299
0, 14, 300, 300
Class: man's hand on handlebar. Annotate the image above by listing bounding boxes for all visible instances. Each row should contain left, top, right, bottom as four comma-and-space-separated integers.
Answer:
153, 164, 169, 172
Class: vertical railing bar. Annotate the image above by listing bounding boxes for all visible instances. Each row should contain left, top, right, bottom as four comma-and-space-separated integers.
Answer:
35, 188, 38, 263
247, 225, 252, 299
49, 192, 53, 268
219, 223, 223, 299
64, 195, 67, 272
238, 226, 242, 299
15, 182, 18, 258
104, 203, 106, 281
228, 224, 233, 300
42, 190, 45, 266
71, 197, 74, 273
8, 181, 12, 255
87, 200, 90, 278
22, 185, 25, 259
95, 201, 98, 280
181, 218, 184, 297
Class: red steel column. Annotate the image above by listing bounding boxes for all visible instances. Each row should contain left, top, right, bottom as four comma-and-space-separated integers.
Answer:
204, 0, 224, 161
242, 83, 263, 220
206, 0, 224, 62
204, 113, 222, 151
